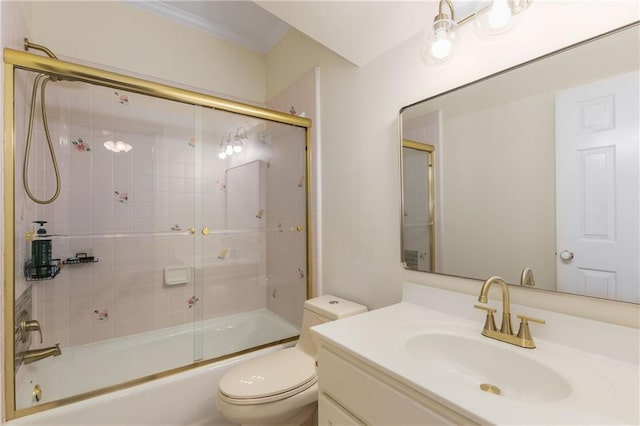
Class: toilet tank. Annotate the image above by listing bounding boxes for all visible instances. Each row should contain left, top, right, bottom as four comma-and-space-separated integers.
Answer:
296, 295, 367, 356
304, 295, 367, 321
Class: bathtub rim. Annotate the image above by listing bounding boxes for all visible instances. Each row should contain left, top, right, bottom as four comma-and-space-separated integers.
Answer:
10, 335, 298, 420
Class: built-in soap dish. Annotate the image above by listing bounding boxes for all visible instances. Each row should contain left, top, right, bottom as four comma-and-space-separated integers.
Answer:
164, 265, 190, 286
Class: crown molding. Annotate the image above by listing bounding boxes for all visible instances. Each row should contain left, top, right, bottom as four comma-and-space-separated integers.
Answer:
124, 1, 288, 53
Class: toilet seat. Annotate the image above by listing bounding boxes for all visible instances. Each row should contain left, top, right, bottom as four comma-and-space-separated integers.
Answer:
219, 348, 317, 405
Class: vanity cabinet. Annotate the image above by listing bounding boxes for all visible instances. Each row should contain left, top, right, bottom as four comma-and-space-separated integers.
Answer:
313, 290, 640, 425
318, 393, 363, 426
317, 344, 477, 426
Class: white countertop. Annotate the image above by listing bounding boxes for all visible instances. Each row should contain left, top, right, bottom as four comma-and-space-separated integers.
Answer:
312, 285, 640, 425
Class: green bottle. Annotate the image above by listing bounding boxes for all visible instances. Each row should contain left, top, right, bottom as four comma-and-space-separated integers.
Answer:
32, 220, 51, 267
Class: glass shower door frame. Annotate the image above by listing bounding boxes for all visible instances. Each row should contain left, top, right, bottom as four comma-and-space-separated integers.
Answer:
3, 47, 312, 421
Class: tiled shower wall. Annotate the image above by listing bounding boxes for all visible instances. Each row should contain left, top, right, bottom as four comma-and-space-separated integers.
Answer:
266, 68, 317, 327
14, 70, 307, 349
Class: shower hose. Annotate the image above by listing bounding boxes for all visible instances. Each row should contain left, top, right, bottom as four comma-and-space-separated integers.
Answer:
23, 73, 62, 205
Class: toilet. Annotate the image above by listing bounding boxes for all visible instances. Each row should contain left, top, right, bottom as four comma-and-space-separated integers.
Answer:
216, 295, 367, 426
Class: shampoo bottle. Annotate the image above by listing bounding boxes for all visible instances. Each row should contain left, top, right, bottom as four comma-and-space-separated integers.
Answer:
31, 220, 52, 267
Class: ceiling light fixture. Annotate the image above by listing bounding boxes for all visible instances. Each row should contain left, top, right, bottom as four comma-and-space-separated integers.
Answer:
218, 127, 248, 159
421, 0, 531, 65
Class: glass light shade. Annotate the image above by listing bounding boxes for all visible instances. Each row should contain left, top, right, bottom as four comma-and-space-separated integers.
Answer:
233, 136, 243, 152
225, 144, 234, 155
510, 0, 530, 15
218, 150, 227, 159
421, 18, 458, 65
475, 0, 514, 36
104, 140, 132, 153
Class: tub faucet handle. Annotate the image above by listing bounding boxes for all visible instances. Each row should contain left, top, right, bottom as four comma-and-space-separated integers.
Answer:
19, 311, 43, 343
25, 320, 43, 343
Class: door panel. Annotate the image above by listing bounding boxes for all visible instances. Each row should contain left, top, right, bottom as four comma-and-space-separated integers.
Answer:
556, 71, 639, 303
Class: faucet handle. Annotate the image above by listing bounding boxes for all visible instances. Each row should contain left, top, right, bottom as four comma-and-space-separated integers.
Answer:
24, 320, 43, 343
474, 304, 497, 332
19, 311, 43, 343
517, 314, 545, 325
474, 304, 497, 313
516, 314, 545, 348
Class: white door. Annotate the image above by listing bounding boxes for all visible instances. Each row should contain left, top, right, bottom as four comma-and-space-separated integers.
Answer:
556, 71, 639, 303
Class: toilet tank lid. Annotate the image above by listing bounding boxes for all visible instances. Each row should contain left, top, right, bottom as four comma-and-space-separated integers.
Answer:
304, 295, 367, 320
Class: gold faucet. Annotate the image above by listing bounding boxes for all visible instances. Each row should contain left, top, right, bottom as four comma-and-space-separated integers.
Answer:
520, 267, 536, 287
474, 276, 545, 349
22, 344, 62, 365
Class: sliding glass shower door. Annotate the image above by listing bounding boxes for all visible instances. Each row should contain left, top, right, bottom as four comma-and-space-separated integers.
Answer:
5, 49, 310, 419
196, 108, 308, 361
13, 70, 204, 407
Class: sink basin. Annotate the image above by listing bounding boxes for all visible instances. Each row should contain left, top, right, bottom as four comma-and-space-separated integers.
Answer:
405, 332, 572, 403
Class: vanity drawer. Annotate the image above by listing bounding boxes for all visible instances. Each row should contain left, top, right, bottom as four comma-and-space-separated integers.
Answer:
319, 392, 364, 426
318, 345, 471, 425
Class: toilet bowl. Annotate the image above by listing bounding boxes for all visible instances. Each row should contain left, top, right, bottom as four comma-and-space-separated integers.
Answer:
216, 295, 367, 426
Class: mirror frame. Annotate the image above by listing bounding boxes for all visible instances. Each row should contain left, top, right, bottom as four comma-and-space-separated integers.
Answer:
398, 21, 640, 305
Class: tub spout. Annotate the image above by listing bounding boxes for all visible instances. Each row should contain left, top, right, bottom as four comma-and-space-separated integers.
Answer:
22, 343, 62, 365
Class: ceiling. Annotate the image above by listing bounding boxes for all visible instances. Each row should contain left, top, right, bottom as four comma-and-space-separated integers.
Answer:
125, 1, 290, 53
128, 1, 486, 67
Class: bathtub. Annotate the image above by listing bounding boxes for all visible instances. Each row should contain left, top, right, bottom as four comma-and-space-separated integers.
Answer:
10, 309, 299, 425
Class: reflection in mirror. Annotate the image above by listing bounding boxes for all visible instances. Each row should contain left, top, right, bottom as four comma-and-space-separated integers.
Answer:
400, 23, 639, 304
402, 140, 435, 272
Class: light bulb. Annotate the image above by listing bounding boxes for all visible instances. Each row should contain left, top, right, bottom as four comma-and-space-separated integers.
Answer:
422, 17, 457, 65
104, 140, 132, 153
431, 29, 452, 60
218, 151, 227, 159
118, 141, 132, 152
233, 144, 242, 153
487, 0, 512, 30
225, 144, 234, 155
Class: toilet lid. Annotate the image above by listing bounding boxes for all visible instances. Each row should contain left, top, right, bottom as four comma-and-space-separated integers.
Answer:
219, 348, 316, 400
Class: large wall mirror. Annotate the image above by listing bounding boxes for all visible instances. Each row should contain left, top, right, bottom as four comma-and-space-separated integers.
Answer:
400, 22, 639, 304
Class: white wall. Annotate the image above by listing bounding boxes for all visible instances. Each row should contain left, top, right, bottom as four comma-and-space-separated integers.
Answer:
28, 1, 266, 104
266, 1, 640, 325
